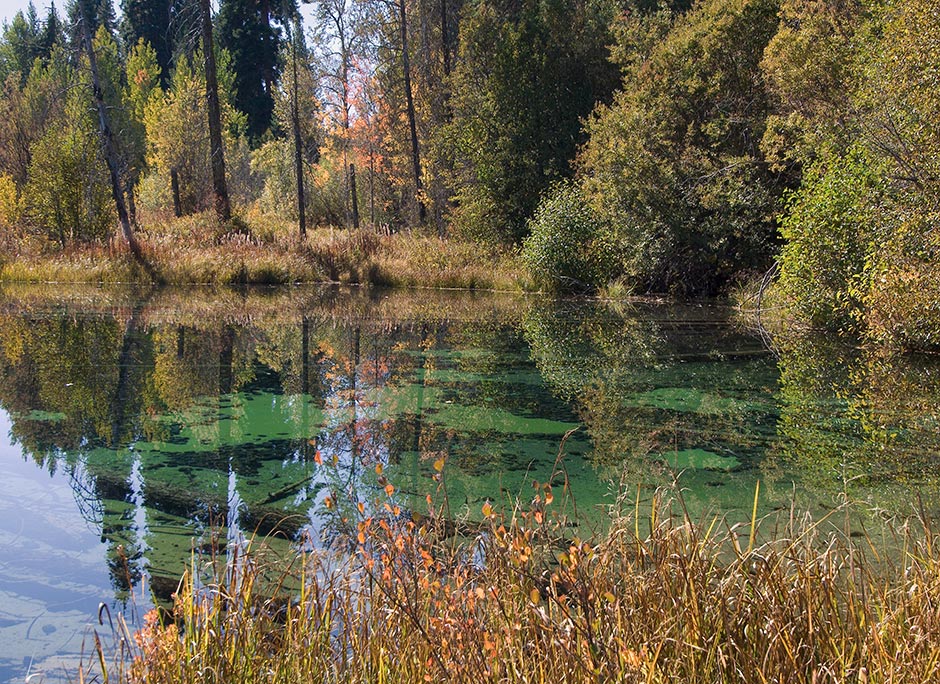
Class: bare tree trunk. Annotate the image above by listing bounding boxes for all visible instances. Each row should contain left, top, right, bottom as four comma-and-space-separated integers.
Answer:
289, 17, 306, 238
79, 0, 158, 281
349, 163, 360, 230
200, 0, 231, 223
170, 167, 182, 217
399, 0, 426, 223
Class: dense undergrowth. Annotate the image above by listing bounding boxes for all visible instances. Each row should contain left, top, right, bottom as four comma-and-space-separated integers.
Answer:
0, 211, 528, 291
87, 479, 940, 684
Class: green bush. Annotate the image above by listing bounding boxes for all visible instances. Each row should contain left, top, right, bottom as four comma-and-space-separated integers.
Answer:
522, 182, 618, 293
775, 147, 881, 330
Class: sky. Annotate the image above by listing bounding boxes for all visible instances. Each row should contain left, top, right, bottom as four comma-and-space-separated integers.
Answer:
0, 0, 39, 25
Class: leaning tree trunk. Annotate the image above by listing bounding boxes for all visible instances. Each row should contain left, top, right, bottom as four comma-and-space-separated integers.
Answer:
78, 0, 158, 281
200, 0, 231, 223
399, 0, 426, 223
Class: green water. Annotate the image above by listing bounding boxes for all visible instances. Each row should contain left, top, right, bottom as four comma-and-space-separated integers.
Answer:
0, 284, 938, 682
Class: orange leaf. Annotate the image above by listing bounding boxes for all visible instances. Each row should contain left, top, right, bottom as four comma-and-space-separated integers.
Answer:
384, 483, 395, 497
375, 463, 384, 475
324, 496, 333, 509
357, 502, 365, 514
313, 451, 323, 465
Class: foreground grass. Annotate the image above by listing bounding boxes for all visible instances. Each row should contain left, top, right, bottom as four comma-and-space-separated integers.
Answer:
90, 484, 940, 684
0, 211, 529, 290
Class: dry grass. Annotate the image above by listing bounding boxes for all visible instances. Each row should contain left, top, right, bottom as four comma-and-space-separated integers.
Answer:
88, 480, 940, 684
0, 212, 529, 291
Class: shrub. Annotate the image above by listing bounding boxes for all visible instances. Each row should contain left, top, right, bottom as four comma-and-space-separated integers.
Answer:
522, 182, 618, 293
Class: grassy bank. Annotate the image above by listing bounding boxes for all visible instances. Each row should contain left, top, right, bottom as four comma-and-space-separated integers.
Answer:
90, 485, 940, 684
0, 212, 529, 291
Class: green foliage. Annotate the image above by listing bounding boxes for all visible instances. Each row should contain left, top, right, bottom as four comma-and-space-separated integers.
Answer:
776, 147, 880, 330
581, 0, 785, 295
521, 181, 617, 293
23, 87, 114, 246
120, 0, 174, 85
770, 0, 940, 348
0, 4, 44, 83
442, 0, 619, 244
217, 0, 282, 144
142, 49, 250, 215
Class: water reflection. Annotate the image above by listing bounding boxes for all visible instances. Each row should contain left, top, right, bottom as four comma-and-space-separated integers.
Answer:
1, 284, 939, 681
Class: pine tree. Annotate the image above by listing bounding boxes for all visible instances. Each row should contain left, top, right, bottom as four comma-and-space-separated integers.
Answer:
216, 0, 281, 143
39, 2, 64, 60
120, 0, 172, 85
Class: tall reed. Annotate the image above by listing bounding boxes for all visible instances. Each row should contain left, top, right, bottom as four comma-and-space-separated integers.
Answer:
91, 483, 940, 684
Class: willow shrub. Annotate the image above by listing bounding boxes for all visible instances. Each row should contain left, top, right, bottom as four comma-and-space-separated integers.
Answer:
522, 181, 618, 293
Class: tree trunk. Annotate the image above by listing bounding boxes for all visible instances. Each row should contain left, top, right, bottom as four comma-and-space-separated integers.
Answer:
200, 0, 231, 223
79, 0, 158, 281
349, 163, 360, 230
290, 18, 306, 238
170, 167, 182, 217
399, 0, 426, 223
440, 0, 451, 79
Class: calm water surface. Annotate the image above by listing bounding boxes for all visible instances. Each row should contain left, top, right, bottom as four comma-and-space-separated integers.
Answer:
0, 284, 938, 681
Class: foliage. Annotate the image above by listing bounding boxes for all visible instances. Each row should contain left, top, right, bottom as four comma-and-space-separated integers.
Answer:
22, 73, 114, 246
142, 49, 251, 215
442, 0, 619, 244
775, 147, 881, 330
120, 0, 174, 85
521, 181, 617, 293
580, 0, 785, 296
768, 0, 940, 349
217, 0, 284, 144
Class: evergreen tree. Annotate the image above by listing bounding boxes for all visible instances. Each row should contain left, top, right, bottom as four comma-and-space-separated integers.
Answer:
40, 2, 64, 60
217, 0, 281, 143
120, 0, 172, 82
442, 0, 619, 243
0, 4, 44, 82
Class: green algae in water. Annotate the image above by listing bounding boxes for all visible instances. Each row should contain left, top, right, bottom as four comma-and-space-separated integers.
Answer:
656, 448, 742, 472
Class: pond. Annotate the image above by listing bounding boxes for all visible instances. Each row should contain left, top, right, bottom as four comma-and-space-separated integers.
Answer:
0, 284, 938, 682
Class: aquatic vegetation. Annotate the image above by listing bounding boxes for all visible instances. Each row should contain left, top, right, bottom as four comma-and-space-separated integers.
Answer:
89, 483, 940, 684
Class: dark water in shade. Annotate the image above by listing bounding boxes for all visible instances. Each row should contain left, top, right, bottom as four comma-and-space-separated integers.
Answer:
0, 284, 938, 682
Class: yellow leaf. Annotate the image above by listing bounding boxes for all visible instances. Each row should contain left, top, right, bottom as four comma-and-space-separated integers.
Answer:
482, 502, 493, 517
375, 463, 384, 475
529, 588, 540, 604
433, 457, 445, 472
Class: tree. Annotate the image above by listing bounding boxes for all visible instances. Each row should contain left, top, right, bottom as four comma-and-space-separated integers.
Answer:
201, 0, 231, 221
120, 0, 173, 84
311, 0, 365, 227
0, 4, 44, 83
441, 0, 619, 244
579, 0, 784, 295
217, 0, 282, 144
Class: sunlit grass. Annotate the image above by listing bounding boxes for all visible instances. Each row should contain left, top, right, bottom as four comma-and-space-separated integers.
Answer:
0, 211, 529, 291
88, 480, 940, 684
